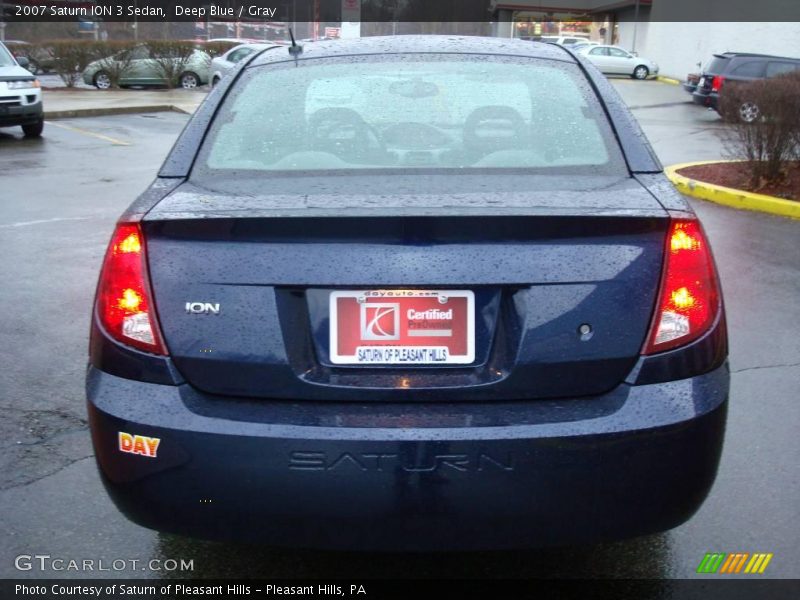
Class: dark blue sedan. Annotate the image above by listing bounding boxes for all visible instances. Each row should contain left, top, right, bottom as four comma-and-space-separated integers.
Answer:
86, 36, 728, 550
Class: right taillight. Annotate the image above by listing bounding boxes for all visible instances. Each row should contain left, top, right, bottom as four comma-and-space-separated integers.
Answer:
96, 222, 168, 355
711, 75, 725, 92
643, 219, 721, 355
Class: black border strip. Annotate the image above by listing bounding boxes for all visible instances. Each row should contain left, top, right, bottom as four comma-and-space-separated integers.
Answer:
3, 579, 800, 600
2, 0, 800, 23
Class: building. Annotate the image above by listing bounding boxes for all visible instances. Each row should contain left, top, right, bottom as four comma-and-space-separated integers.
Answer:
490, 0, 800, 79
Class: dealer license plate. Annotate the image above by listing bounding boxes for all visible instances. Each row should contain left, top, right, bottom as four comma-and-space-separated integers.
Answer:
329, 290, 475, 365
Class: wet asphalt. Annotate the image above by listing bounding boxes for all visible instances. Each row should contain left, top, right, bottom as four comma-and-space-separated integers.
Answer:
0, 79, 798, 580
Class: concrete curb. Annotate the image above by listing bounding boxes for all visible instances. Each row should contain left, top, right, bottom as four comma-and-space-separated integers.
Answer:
44, 105, 190, 120
665, 160, 800, 220
656, 76, 681, 85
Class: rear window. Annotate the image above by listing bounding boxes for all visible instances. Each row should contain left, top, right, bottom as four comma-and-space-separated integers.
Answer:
706, 56, 730, 74
193, 54, 626, 177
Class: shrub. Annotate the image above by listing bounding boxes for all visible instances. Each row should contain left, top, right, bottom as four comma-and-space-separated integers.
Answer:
44, 40, 100, 87
146, 40, 203, 87
719, 72, 800, 186
88, 41, 139, 89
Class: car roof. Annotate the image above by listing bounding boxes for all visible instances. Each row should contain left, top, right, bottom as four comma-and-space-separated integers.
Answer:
207, 38, 259, 43
580, 45, 625, 52
230, 43, 270, 50
248, 35, 577, 67
715, 52, 799, 61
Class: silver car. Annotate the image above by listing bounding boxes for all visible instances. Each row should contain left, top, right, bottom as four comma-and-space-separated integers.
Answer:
210, 43, 271, 86
577, 45, 659, 80
539, 35, 593, 46
83, 46, 212, 89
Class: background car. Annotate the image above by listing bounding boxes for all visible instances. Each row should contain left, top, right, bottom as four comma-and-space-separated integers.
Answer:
577, 44, 659, 80
83, 45, 211, 89
692, 52, 800, 121
682, 61, 711, 94
86, 36, 728, 551
3, 40, 56, 75
206, 37, 264, 44
0, 41, 44, 137
570, 41, 601, 52
683, 72, 701, 94
538, 35, 592, 45
210, 43, 270, 86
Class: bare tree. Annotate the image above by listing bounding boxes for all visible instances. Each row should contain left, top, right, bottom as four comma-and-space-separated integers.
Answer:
47, 40, 99, 87
147, 40, 201, 88
720, 72, 800, 187
91, 41, 138, 89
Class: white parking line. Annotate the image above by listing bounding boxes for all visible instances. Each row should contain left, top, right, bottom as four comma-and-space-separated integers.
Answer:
0, 216, 97, 229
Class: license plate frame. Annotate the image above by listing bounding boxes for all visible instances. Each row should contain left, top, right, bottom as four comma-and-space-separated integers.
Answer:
329, 290, 475, 365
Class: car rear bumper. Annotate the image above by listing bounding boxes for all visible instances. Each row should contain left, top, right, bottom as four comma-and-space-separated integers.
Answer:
692, 90, 718, 109
87, 364, 729, 550
0, 99, 42, 127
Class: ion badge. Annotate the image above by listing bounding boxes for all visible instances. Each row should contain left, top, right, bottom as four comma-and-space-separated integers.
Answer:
118, 432, 160, 458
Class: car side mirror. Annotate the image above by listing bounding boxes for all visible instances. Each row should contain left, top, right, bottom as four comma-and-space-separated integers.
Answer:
16, 56, 30, 69
631, 51, 638, 57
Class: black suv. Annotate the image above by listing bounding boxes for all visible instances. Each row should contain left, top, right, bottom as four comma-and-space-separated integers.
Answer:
693, 52, 800, 121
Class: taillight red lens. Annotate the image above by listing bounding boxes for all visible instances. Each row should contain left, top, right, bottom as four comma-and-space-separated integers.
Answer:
96, 223, 167, 355
711, 75, 725, 92
644, 219, 720, 354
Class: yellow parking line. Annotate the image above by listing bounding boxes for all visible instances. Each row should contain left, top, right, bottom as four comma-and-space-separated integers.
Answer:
45, 121, 131, 146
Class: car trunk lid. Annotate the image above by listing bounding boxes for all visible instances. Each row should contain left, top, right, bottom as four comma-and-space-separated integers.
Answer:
144, 175, 669, 401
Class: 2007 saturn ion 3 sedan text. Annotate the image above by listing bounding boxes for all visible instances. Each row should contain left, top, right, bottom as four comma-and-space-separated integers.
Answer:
87, 36, 729, 551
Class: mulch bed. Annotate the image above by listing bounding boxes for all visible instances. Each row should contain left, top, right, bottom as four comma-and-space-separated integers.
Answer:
677, 161, 800, 201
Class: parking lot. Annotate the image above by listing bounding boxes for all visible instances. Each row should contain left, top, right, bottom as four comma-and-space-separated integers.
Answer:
0, 79, 798, 580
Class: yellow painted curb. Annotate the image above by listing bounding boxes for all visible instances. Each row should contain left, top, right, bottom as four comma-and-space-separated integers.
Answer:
656, 76, 681, 85
665, 160, 800, 220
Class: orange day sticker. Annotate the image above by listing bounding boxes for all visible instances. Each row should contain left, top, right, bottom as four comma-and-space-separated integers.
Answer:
118, 432, 160, 458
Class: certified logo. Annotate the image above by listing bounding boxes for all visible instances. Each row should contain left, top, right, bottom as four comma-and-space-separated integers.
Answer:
361, 302, 400, 340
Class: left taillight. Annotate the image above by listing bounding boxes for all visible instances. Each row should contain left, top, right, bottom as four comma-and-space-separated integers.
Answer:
643, 218, 721, 355
96, 223, 168, 355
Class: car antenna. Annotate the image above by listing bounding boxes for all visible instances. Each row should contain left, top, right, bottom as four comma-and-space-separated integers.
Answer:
288, 28, 303, 58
